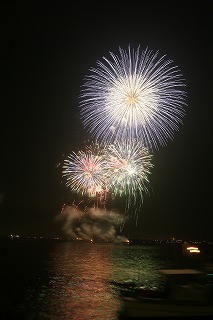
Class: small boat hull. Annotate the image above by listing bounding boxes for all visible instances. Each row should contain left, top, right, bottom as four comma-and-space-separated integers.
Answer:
121, 296, 213, 318
119, 268, 213, 319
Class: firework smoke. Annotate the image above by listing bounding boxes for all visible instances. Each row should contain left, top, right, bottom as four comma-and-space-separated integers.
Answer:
57, 204, 128, 243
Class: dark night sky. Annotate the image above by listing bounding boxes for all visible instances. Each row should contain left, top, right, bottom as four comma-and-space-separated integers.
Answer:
1, 2, 212, 240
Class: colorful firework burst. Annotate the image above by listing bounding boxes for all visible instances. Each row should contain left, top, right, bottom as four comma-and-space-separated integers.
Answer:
79, 45, 187, 150
62, 142, 108, 199
62, 139, 154, 215
105, 139, 153, 204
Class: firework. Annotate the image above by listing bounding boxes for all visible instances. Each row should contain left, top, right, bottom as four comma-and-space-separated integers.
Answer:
79, 45, 187, 150
105, 139, 153, 204
62, 142, 108, 200
62, 139, 153, 213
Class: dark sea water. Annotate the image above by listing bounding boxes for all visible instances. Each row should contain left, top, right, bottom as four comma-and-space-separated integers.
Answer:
0, 239, 212, 320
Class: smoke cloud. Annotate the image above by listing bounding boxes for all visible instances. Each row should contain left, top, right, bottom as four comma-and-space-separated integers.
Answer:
56, 204, 128, 243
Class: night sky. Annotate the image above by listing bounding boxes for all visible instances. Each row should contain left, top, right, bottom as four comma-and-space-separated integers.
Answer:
1, 2, 212, 240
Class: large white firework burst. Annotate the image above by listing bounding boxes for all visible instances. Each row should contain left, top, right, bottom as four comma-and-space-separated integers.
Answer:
79, 45, 187, 150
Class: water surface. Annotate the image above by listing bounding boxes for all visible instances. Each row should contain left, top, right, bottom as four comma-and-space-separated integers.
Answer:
0, 239, 211, 319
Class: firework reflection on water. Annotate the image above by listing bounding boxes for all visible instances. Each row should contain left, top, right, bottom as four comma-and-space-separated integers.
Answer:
0, 240, 183, 320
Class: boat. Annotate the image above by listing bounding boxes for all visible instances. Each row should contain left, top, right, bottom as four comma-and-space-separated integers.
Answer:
119, 268, 213, 319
